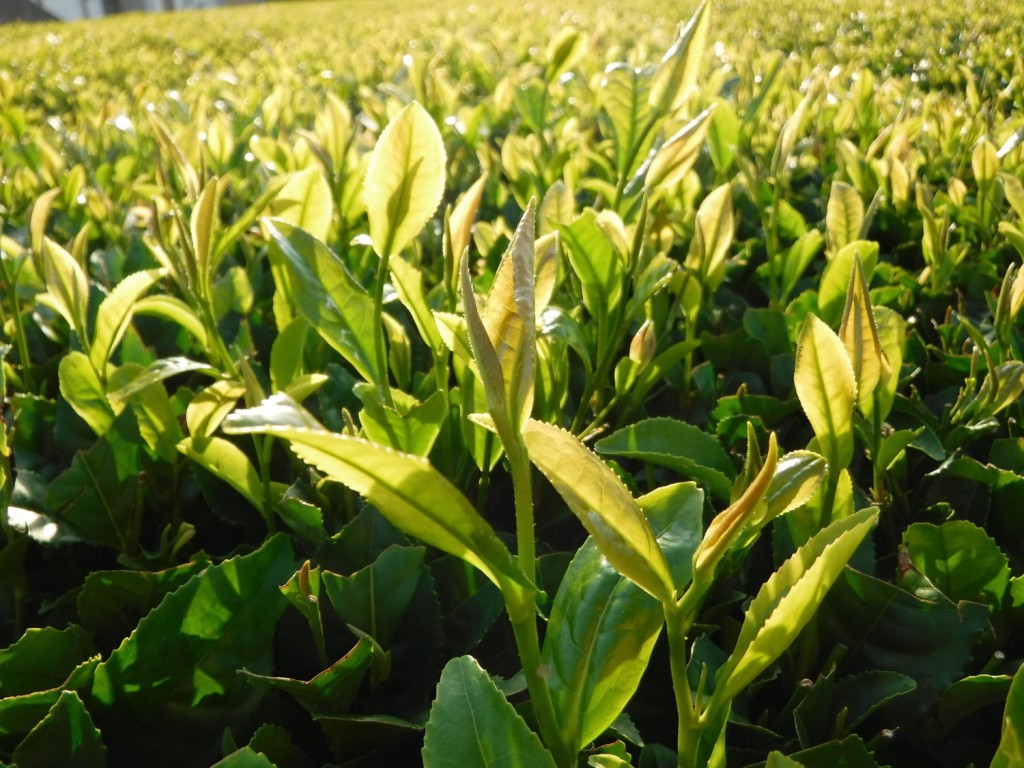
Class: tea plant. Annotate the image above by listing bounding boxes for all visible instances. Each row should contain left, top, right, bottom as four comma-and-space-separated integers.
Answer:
0, 0, 1023, 765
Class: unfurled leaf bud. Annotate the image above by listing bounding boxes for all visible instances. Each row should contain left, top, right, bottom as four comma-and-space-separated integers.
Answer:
629, 319, 657, 368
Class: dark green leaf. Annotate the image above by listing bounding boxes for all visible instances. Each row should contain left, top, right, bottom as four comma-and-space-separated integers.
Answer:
11, 691, 106, 768
421, 656, 556, 768
596, 417, 735, 502
241, 637, 372, 717
0, 626, 96, 698
902, 521, 1010, 607
322, 546, 425, 647
820, 568, 991, 716
90, 535, 296, 741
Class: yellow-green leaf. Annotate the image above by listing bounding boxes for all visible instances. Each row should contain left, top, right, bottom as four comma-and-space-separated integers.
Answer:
839, 255, 887, 410
224, 395, 532, 616
648, 0, 711, 116
480, 201, 537, 429
132, 295, 208, 349
90, 269, 164, 373
59, 352, 114, 436
795, 314, 856, 469
645, 108, 714, 193
713, 508, 878, 705
866, 307, 906, 423
178, 436, 263, 510
191, 177, 220, 293
826, 181, 864, 253
991, 663, 1024, 768
972, 141, 999, 186
693, 433, 778, 579
186, 380, 246, 441
684, 182, 734, 291
273, 166, 333, 243
519, 418, 675, 602
364, 101, 446, 258
42, 237, 90, 346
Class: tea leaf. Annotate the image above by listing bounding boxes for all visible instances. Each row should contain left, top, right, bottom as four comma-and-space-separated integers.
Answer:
133, 295, 209, 348
991, 664, 1024, 768
649, 0, 711, 116
390, 254, 444, 353
0, 626, 96, 697
596, 417, 734, 502
684, 182, 734, 291
177, 436, 264, 510
224, 396, 532, 611
543, 536, 663, 755
972, 140, 999, 186
542, 483, 703, 754
323, 546, 425, 647
479, 201, 537, 429
600, 64, 655, 181
41, 237, 89, 345
422, 656, 557, 768
713, 507, 877, 705
91, 535, 296, 729
107, 357, 218, 407
11, 691, 106, 768
818, 240, 878, 325
902, 521, 1010, 607
519, 418, 675, 602
826, 181, 864, 253
45, 413, 141, 550
560, 210, 623, 326
90, 268, 164, 373
273, 166, 333, 242
58, 351, 114, 436
186, 380, 246, 441
240, 637, 372, 717
838, 255, 886, 409
645, 108, 714, 193
191, 176, 220, 293
264, 218, 379, 385
364, 101, 446, 257
795, 314, 856, 469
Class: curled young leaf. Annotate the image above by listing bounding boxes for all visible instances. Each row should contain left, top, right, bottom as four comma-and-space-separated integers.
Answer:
693, 433, 778, 581
839, 254, 888, 411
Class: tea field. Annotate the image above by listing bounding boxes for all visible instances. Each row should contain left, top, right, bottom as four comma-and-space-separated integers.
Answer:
0, 0, 1023, 765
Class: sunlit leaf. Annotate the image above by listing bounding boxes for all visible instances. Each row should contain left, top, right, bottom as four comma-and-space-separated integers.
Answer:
517, 418, 674, 602
273, 166, 333, 242
794, 314, 856, 469
826, 181, 864, 253
364, 101, 446, 257
224, 395, 533, 615
90, 269, 164, 373
838, 255, 886, 410
713, 508, 877, 705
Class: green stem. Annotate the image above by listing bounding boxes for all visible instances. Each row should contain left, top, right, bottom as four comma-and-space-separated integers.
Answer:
508, 610, 567, 765
766, 178, 784, 307
373, 249, 395, 408
506, 437, 535, 586
503, 435, 565, 764
258, 435, 277, 533
665, 601, 701, 768
870, 394, 885, 504
1, 260, 34, 391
